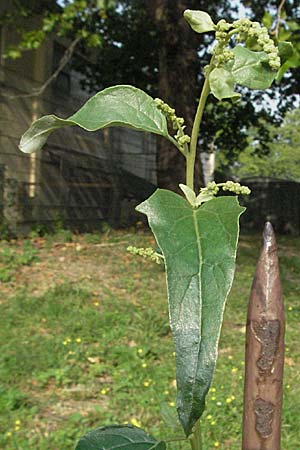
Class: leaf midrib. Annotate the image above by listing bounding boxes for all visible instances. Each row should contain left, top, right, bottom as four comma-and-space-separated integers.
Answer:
190, 209, 202, 417
232, 59, 262, 75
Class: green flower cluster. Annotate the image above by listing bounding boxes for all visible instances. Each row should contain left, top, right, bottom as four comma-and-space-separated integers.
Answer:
154, 98, 190, 150
213, 17, 280, 71
127, 246, 163, 265
213, 21, 234, 66
200, 180, 251, 196
202, 181, 220, 195
175, 132, 191, 147
234, 19, 280, 70
222, 180, 251, 195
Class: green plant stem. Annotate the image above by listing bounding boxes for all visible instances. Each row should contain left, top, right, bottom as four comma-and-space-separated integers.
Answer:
186, 74, 211, 190
169, 135, 186, 155
189, 419, 202, 450
164, 436, 189, 443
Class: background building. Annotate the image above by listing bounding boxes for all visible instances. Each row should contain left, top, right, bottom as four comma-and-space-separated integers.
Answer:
0, 5, 157, 234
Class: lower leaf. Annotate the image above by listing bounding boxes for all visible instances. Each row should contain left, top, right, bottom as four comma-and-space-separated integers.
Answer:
75, 425, 166, 450
137, 190, 245, 436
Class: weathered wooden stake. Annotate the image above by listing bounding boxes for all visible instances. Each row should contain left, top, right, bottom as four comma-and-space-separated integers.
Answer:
242, 222, 285, 450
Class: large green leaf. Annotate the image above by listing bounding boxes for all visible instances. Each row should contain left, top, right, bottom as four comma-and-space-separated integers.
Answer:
19, 85, 172, 154
137, 190, 244, 436
228, 46, 277, 89
75, 425, 166, 450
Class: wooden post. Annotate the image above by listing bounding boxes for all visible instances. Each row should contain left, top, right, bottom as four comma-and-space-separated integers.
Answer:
242, 222, 285, 450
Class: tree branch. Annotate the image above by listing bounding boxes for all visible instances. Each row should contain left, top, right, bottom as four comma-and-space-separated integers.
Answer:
273, 0, 286, 38
2, 36, 81, 100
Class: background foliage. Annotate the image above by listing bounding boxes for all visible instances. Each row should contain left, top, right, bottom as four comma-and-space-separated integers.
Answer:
229, 108, 300, 180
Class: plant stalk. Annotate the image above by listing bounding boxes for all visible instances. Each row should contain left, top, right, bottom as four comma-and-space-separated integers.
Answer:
189, 419, 202, 450
186, 74, 211, 190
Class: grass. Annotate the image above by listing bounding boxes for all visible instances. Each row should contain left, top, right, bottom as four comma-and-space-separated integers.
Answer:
0, 228, 299, 450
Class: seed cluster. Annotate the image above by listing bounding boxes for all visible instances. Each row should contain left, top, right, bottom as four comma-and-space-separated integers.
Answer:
213, 18, 281, 70
222, 180, 251, 195
213, 21, 235, 66
154, 98, 191, 149
127, 246, 163, 265
203, 181, 220, 195
200, 181, 251, 196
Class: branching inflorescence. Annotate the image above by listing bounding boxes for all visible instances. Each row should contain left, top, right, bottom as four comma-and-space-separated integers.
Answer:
213, 18, 281, 70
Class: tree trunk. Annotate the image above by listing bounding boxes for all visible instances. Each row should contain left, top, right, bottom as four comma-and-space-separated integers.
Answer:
146, 0, 203, 191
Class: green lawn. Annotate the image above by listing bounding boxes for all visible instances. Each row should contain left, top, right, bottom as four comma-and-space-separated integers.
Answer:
0, 228, 299, 450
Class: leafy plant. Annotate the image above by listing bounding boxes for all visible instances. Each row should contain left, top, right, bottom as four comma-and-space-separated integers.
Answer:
0, 240, 39, 282
18, 10, 287, 449
230, 108, 300, 181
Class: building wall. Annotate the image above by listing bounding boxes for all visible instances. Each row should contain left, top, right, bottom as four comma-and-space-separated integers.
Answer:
0, 19, 157, 233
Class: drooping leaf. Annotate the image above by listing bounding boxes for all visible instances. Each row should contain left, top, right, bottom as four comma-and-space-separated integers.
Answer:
19, 85, 173, 154
137, 190, 244, 436
209, 68, 241, 101
183, 10, 215, 34
276, 51, 299, 81
228, 46, 277, 90
276, 41, 297, 81
278, 41, 294, 64
75, 425, 166, 450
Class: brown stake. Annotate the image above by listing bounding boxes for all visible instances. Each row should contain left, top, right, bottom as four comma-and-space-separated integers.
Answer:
242, 222, 285, 450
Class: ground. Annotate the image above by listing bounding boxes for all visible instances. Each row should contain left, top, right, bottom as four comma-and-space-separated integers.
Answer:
0, 228, 299, 450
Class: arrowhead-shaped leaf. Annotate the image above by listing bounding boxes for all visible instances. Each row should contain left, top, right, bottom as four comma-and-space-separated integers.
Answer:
137, 190, 244, 436
209, 68, 241, 101
183, 10, 215, 33
228, 46, 277, 89
75, 425, 166, 450
19, 85, 172, 154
